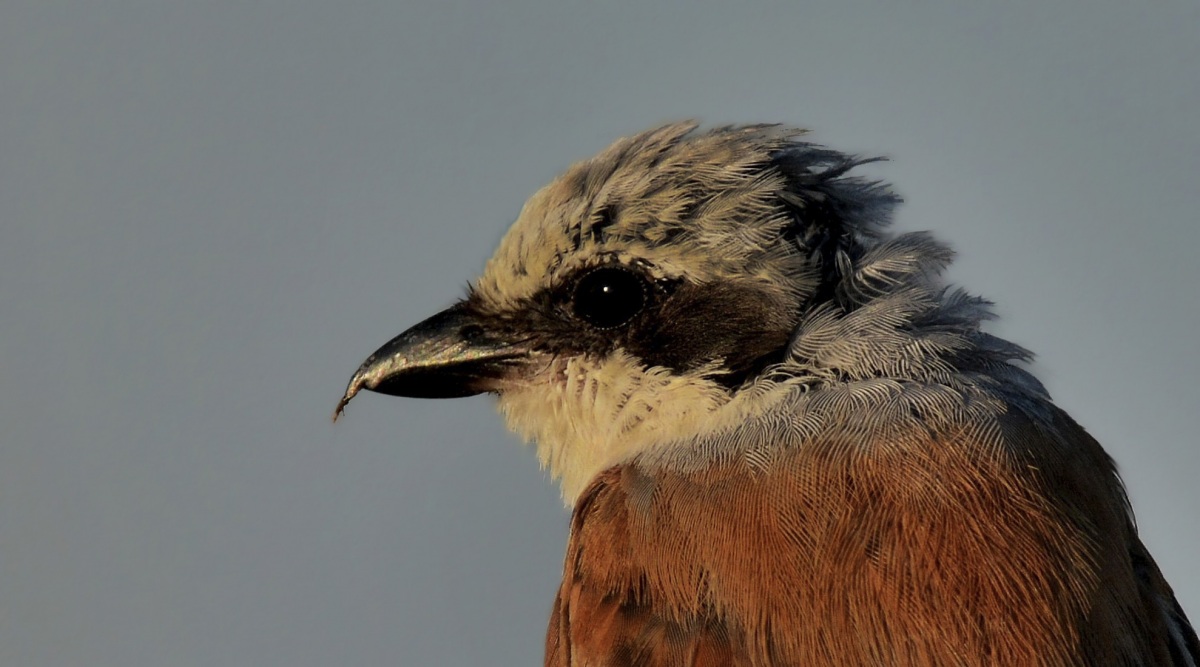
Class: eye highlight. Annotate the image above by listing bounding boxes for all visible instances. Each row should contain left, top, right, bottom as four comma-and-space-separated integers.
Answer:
571, 266, 648, 329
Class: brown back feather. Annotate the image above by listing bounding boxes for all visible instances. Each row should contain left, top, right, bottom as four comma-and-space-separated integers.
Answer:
549, 404, 1183, 666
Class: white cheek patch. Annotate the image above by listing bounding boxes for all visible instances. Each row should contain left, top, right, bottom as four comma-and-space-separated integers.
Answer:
496, 351, 742, 504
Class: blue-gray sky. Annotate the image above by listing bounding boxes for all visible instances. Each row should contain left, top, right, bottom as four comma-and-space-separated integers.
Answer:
2, 2, 1197, 665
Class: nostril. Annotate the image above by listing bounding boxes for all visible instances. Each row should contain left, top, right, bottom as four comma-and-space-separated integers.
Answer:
460, 324, 485, 341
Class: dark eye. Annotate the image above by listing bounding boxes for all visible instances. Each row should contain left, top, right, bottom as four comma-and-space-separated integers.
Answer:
572, 267, 648, 329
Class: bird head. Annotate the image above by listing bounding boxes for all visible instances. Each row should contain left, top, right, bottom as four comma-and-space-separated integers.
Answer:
335, 122, 1023, 503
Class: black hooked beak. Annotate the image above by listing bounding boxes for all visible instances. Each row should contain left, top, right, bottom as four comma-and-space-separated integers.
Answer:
333, 302, 529, 421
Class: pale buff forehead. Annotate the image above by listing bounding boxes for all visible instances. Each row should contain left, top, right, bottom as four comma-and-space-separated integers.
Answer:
473, 122, 807, 311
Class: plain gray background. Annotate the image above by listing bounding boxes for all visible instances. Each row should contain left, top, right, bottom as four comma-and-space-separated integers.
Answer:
2, 2, 1197, 665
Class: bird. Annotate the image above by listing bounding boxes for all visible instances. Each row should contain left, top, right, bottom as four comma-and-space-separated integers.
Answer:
334, 122, 1197, 666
